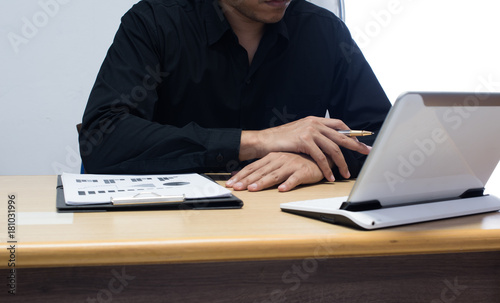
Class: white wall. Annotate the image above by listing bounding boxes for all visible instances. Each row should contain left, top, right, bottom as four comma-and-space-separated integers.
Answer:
345, 0, 500, 102
1, 0, 499, 179
0, 0, 139, 175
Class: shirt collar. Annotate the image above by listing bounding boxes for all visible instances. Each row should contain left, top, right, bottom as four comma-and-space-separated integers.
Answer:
270, 15, 289, 41
203, 1, 290, 46
204, 0, 231, 46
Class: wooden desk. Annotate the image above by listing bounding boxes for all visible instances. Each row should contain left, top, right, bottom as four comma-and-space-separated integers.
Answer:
1, 175, 500, 302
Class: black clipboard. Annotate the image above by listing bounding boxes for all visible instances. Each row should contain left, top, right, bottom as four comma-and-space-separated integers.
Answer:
56, 175, 243, 212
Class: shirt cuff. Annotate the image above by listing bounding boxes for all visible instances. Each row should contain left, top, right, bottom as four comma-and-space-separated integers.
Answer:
204, 128, 242, 170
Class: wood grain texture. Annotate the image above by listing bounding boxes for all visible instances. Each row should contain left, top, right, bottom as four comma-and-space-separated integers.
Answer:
2, 251, 499, 302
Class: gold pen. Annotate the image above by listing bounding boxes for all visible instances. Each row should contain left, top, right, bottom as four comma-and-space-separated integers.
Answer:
338, 130, 374, 137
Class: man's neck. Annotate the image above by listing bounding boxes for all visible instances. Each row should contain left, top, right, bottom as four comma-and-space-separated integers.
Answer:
220, 4, 265, 65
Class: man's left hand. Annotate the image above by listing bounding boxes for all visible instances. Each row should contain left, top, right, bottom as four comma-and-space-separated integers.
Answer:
226, 152, 325, 192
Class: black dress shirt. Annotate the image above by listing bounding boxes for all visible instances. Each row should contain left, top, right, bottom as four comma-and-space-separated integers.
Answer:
80, 0, 391, 176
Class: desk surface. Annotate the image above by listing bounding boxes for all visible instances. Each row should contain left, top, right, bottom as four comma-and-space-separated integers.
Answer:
1, 175, 500, 268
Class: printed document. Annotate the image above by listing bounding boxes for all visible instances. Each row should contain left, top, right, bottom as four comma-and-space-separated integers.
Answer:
61, 173, 232, 205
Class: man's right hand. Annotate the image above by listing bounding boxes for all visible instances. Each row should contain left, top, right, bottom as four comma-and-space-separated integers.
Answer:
239, 116, 371, 182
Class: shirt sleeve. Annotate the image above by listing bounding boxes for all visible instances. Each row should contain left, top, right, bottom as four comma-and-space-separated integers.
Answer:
327, 19, 392, 178
79, 3, 241, 174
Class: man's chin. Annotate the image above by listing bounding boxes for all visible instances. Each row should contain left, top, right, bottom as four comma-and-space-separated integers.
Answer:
263, 16, 285, 23
257, 10, 287, 23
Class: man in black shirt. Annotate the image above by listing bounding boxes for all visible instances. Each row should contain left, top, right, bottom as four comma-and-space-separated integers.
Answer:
79, 0, 391, 192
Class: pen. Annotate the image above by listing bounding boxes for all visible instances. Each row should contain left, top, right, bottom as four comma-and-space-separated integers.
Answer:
338, 130, 374, 137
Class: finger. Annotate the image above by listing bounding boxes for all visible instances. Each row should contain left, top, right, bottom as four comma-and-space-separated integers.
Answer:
293, 123, 349, 180
331, 151, 350, 179
302, 116, 349, 131
226, 164, 259, 188
302, 134, 349, 179
227, 156, 277, 188
310, 135, 351, 179
358, 142, 372, 155
278, 156, 325, 192
297, 126, 353, 179
326, 145, 350, 179
247, 170, 288, 192
226, 173, 241, 188
227, 169, 254, 190
230, 158, 281, 191
318, 117, 350, 130
305, 118, 371, 155
301, 142, 335, 182
277, 172, 302, 192
317, 126, 372, 156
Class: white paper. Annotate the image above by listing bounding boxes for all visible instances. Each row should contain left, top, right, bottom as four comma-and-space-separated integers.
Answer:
61, 173, 231, 205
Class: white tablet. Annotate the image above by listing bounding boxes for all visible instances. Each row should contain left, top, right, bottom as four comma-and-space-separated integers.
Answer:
281, 92, 500, 229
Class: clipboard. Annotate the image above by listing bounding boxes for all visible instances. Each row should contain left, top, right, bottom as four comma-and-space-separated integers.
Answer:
56, 175, 243, 212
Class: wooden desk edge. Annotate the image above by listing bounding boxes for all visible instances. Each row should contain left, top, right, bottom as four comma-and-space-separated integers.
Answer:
3, 230, 500, 269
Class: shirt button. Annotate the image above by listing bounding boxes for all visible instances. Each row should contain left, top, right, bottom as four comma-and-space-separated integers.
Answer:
216, 154, 224, 163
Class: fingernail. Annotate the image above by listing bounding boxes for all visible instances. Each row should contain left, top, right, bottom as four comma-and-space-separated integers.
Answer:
346, 170, 351, 179
248, 183, 258, 191
234, 182, 243, 189
278, 184, 287, 192
226, 180, 234, 187
329, 174, 336, 182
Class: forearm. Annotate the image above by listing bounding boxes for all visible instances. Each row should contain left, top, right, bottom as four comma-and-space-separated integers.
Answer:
80, 115, 241, 174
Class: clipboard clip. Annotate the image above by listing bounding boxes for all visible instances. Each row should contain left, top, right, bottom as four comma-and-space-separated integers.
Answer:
111, 192, 185, 205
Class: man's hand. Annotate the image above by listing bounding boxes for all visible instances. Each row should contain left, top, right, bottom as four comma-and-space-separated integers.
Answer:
226, 152, 325, 192
239, 116, 371, 182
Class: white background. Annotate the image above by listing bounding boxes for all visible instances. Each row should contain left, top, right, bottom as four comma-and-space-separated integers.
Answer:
1, 0, 499, 185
